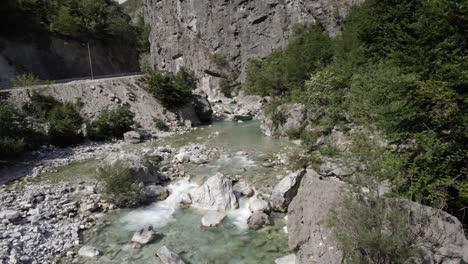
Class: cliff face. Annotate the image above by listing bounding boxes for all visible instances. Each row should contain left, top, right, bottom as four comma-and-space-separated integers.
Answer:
144, 0, 361, 99
0, 34, 139, 88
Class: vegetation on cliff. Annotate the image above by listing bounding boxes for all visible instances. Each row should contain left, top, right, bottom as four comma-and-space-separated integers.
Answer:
245, 0, 467, 238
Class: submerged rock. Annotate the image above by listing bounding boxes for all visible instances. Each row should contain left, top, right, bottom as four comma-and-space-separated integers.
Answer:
201, 211, 227, 227
78, 246, 100, 258
156, 246, 185, 264
247, 211, 271, 229
141, 185, 169, 202
189, 173, 238, 211
271, 170, 306, 212
275, 254, 297, 264
131, 225, 158, 245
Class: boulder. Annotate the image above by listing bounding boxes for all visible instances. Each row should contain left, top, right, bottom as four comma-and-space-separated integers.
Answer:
141, 185, 169, 201
0, 210, 20, 220
271, 170, 306, 212
233, 181, 254, 197
131, 225, 157, 245
233, 114, 253, 121
192, 95, 213, 123
78, 246, 100, 258
287, 169, 344, 264
189, 173, 238, 211
260, 104, 308, 137
288, 169, 468, 264
247, 211, 271, 229
275, 254, 297, 264
156, 246, 185, 264
249, 199, 271, 213
123, 131, 142, 144
201, 211, 227, 227
104, 153, 160, 185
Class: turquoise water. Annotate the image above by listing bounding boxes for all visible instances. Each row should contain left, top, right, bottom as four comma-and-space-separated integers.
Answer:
78, 121, 297, 263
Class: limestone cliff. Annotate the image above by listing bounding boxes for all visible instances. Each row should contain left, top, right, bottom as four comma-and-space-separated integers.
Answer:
144, 0, 361, 99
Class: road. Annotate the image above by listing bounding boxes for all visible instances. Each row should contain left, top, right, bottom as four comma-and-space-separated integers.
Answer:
0, 72, 144, 93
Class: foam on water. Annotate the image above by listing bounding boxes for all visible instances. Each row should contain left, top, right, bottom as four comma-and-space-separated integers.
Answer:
119, 178, 198, 231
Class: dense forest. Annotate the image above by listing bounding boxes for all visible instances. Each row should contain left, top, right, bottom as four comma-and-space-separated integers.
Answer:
244, 0, 467, 235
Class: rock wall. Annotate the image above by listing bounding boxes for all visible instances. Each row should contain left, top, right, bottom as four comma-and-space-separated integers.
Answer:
144, 0, 362, 99
0, 34, 139, 88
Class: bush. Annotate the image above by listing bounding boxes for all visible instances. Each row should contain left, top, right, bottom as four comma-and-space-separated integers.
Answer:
154, 118, 170, 131
47, 102, 83, 146
330, 193, 417, 264
144, 68, 195, 107
23, 92, 61, 119
0, 102, 46, 159
11, 73, 42, 87
89, 107, 135, 140
244, 24, 333, 97
97, 162, 142, 207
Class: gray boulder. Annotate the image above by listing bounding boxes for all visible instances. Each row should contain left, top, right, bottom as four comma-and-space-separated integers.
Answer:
131, 225, 158, 245
105, 153, 160, 185
260, 104, 307, 137
247, 211, 271, 229
78, 246, 100, 258
0, 210, 20, 220
156, 246, 185, 264
249, 199, 271, 213
271, 170, 306, 212
141, 185, 169, 201
287, 169, 344, 264
201, 211, 227, 227
123, 131, 142, 144
275, 254, 297, 264
192, 95, 213, 123
189, 173, 238, 211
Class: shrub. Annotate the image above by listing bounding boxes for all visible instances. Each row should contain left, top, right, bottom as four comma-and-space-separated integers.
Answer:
89, 107, 135, 140
0, 102, 46, 159
154, 118, 170, 131
330, 193, 417, 264
23, 92, 61, 119
220, 78, 240, 98
47, 102, 83, 146
97, 162, 142, 207
144, 68, 195, 107
244, 24, 333, 97
11, 73, 42, 87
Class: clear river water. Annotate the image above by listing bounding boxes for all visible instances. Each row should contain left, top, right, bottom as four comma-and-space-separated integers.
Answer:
76, 121, 299, 264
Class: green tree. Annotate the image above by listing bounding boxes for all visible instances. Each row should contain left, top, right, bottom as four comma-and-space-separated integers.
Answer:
49, 6, 80, 37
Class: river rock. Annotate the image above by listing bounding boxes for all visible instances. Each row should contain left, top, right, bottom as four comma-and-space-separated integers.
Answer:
201, 211, 227, 227
249, 199, 271, 213
141, 185, 169, 201
274, 254, 297, 264
189, 173, 238, 211
233, 181, 254, 197
156, 246, 185, 264
105, 152, 160, 184
247, 211, 271, 229
0, 210, 20, 220
131, 225, 157, 245
271, 169, 306, 212
260, 104, 308, 137
192, 95, 213, 123
78, 246, 100, 258
123, 131, 142, 144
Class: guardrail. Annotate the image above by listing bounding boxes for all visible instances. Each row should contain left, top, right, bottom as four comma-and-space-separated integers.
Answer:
0, 72, 144, 93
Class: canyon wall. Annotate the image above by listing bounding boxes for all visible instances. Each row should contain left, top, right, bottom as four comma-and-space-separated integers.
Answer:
144, 0, 362, 99
0, 34, 139, 88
